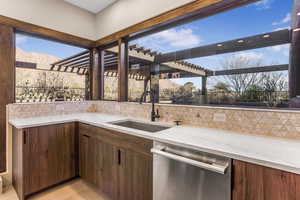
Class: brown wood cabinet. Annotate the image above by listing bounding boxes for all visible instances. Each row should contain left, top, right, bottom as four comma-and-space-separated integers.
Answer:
79, 123, 153, 200
232, 160, 300, 200
12, 123, 78, 200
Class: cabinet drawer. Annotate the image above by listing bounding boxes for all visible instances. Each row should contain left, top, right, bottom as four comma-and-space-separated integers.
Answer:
79, 123, 153, 156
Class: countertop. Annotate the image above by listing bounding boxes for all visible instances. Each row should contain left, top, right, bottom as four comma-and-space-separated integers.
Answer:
9, 112, 300, 175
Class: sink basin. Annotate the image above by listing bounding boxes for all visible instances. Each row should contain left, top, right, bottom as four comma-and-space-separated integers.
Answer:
109, 120, 171, 133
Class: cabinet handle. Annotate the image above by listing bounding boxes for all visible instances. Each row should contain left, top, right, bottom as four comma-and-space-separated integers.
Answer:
231, 163, 235, 190
23, 130, 27, 144
83, 134, 90, 138
118, 149, 121, 166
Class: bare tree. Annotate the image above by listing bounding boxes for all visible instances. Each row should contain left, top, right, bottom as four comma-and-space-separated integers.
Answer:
35, 72, 65, 88
261, 72, 288, 92
219, 55, 264, 96
260, 72, 288, 107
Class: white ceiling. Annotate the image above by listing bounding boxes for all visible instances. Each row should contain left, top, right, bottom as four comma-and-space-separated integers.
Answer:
64, 0, 117, 13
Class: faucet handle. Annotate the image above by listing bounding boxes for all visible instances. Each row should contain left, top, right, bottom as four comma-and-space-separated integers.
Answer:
156, 109, 160, 118
174, 120, 182, 126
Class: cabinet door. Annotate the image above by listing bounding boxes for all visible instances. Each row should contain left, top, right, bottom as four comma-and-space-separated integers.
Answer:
79, 133, 93, 183
118, 149, 153, 200
55, 123, 76, 182
79, 133, 118, 200
232, 160, 300, 200
97, 141, 118, 200
24, 125, 58, 194
24, 124, 77, 195
23, 127, 41, 195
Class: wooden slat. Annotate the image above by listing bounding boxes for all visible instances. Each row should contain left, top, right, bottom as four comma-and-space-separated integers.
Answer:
61, 59, 90, 69
156, 29, 291, 63
51, 50, 89, 66
104, 57, 118, 63
104, 60, 118, 65
207, 64, 289, 76
57, 55, 89, 67
0, 15, 94, 48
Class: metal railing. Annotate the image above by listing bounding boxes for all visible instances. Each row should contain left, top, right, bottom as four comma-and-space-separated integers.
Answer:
207, 90, 289, 107
159, 89, 289, 107
15, 86, 85, 103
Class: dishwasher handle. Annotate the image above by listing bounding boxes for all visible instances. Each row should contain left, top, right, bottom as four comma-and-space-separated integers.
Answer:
151, 148, 228, 175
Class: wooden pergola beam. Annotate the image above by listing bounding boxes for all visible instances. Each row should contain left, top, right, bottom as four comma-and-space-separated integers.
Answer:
104, 57, 118, 63
58, 54, 89, 67
90, 48, 105, 100
118, 39, 129, 102
59, 58, 90, 68
156, 29, 291, 63
58, 59, 90, 71
107, 45, 207, 76
51, 50, 89, 66
207, 64, 289, 76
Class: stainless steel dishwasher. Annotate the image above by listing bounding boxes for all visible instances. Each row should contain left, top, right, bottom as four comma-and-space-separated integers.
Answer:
151, 142, 232, 200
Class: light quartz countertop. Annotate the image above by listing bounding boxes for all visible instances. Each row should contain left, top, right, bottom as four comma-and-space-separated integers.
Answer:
9, 112, 300, 175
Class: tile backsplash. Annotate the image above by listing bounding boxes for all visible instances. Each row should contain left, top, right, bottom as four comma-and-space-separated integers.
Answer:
7, 101, 300, 140
7, 101, 95, 120
92, 101, 300, 140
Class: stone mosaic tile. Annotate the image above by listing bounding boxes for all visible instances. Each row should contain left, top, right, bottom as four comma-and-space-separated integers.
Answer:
7, 101, 300, 140
92, 101, 300, 140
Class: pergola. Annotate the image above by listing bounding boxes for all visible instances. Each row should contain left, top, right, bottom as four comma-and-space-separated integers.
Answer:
49, 45, 208, 78
38, 28, 290, 102
47, 44, 212, 100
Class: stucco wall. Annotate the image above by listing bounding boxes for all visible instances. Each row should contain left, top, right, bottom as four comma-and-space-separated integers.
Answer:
95, 0, 195, 39
0, 0, 96, 40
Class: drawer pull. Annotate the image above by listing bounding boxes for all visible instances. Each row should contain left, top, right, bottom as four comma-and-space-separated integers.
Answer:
23, 130, 27, 144
118, 149, 121, 165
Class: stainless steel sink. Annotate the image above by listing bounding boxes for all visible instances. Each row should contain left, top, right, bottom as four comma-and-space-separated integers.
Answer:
109, 120, 171, 133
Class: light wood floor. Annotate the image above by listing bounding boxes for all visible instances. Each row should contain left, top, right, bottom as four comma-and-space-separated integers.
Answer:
1, 179, 111, 200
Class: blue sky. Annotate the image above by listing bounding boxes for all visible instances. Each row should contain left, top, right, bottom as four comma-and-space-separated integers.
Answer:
133, 0, 293, 88
16, 0, 293, 89
16, 34, 85, 59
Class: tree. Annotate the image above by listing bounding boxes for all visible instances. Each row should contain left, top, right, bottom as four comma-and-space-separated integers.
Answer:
216, 55, 288, 107
261, 72, 288, 92
260, 72, 288, 106
214, 82, 230, 92
171, 82, 201, 105
219, 55, 263, 96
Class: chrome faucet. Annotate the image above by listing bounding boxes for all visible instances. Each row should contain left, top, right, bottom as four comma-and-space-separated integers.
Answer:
140, 90, 160, 122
